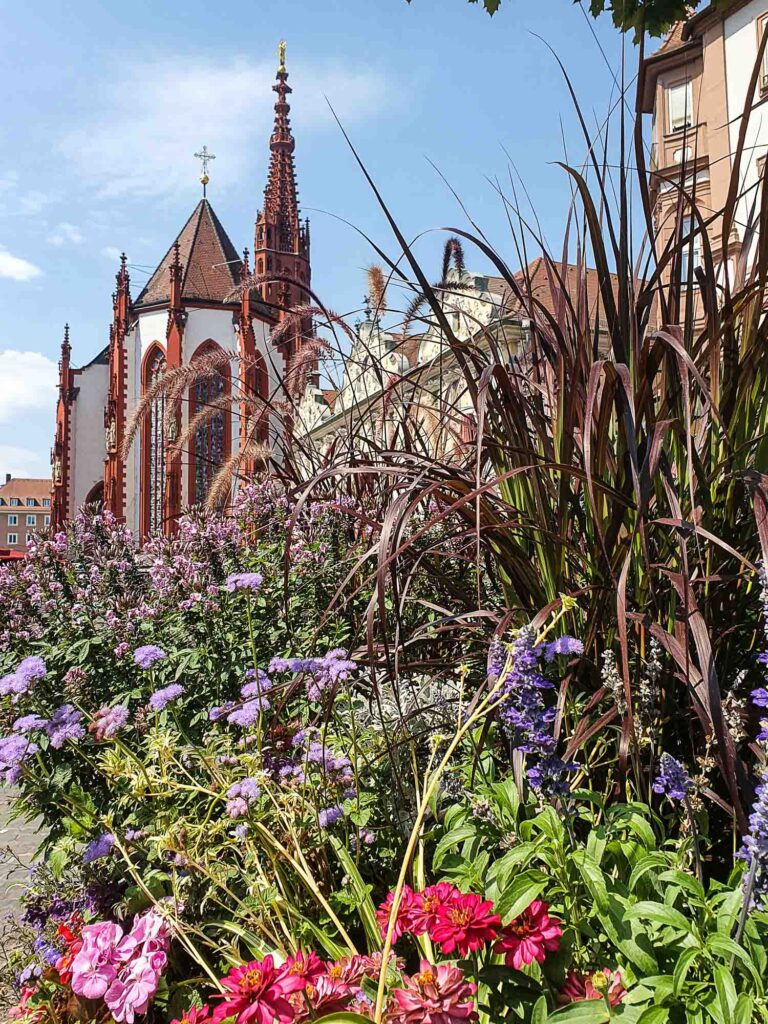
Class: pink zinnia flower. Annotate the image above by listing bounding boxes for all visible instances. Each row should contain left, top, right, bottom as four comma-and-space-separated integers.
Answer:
558, 969, 626, 1008
171, 1005, 212, 1024
494, 900, 562, 969
290, 974, 356, 1021
409, 882, 460, 936
212, 955, 303, 1024
429, 892, 501, 956
283, 950, 325, 986
388, 960, 478, 1024
376, 885, 419, 941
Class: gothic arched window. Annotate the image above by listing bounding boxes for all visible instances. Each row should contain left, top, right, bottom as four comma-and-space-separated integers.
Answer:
189, 344, 230, 506
142, 346, 166, 535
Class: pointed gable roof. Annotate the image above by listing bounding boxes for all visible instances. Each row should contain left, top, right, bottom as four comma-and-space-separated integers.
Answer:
135, 199, 242, 308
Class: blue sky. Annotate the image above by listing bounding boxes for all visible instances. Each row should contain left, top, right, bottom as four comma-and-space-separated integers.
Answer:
0, 0, 638, 479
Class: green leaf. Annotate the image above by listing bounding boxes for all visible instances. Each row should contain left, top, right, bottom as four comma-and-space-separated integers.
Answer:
629, 854, 670, 893
495, 870, 549, 921
433, 823, 478, 868
625, 901, 694, 934
733, 993, 754, 1024
330, 839, 380, 950
713, 965, 738, 1024
313, 1015, 372, 1024
635, 1009, 670, 1024
706, 934, 763, 994
672, 946, 703, 996
532, 995, 548, 1024
545, 1001, 610, 1022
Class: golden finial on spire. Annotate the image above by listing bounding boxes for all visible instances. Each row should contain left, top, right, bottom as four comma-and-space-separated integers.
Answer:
278, 40, 287, 73
194, 145, 216, 198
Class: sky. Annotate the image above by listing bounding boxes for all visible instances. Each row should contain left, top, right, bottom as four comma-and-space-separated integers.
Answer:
0, 0, 644, 480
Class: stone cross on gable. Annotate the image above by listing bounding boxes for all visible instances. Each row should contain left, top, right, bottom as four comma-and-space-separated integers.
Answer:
194, 146, 216, 197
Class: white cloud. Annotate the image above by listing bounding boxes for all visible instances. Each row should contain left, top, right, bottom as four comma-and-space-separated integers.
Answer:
59, 55, 388, 199
0, 174, 55, 218
0, 350, 58, 424
0, 247, 42, 281
47, 222, 84, 246
0, 444, 51, 480
101, 246, 123, 261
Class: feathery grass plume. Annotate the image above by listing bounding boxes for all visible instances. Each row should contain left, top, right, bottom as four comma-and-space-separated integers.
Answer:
205, 441, 272, 511
166, 392, 233, 458
367, 264, 387, 314
283, 337, 332, 398
162, 348, 234, 437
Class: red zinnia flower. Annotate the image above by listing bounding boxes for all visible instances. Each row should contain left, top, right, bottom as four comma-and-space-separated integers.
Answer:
429, 892, 501, 956
376, 885, 419, 941
387, 960, 478, 1024
494, 900, 562, 969
212, 955, 304, 1024
283, 951, 325, 986
558, 969, 626, 1008
409, 882, 459, 937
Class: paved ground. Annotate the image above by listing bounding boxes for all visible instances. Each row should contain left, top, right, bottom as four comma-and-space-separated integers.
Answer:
0, 789, 39, 915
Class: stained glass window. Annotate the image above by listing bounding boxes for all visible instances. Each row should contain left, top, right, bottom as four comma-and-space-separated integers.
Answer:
146, 349, 166, 533
193, 370, 226, 504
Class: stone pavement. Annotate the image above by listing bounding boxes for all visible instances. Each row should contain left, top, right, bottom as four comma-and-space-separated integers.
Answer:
0, 789, 39, 916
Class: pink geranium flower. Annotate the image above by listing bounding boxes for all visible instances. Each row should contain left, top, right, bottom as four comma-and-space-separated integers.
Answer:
376, 885, 419, 941
409, 883, 459, 937
70, 921, 124, 1000
558, 969, 626, 1007
212, 955, 302, 1024
494, 900, 562, 969
388, 960, 478, 1024
429, 892, 502, 956
105, 952, 167, 1024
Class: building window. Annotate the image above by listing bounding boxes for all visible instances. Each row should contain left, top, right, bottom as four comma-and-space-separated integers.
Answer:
26, 498, 35, 507
681, 215, 702, 278
7, 515, 17, 526
192, 359, 228, 505
42, 498, 50, 507
26, 515, 36, 526
44, 516, 50, 526
25, 533, 32, 543
10, 498, 20, 507
668, 80, 693, 133
144, 347, 167, 534
7, 534, 17, 545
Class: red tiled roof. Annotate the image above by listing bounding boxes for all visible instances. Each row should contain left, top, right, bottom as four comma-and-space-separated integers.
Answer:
658, 20, 686, 53
0, 478, 51, 502
321, 389, 338, 412
135, 199, 242, 307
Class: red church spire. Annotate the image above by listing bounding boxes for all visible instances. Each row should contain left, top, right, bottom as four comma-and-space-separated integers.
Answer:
104, 253, 131, 520
51, 324, 73, 528
254, 41, 311, 345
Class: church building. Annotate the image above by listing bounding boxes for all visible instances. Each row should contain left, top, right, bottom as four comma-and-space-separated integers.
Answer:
51, 45, 310, 537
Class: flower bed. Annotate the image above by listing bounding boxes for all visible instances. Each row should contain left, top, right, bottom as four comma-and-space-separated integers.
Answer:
1, 490, 768, 1023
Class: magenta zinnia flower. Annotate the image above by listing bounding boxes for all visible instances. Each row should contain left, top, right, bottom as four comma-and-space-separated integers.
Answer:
429, 892, 501, 956
388, 961, 477, 1024
171, 1005, 211, 1024
409, 882, 459, 936
212, 956, 304, 1024
376, 884, 419, 941
494, 900, 562, 969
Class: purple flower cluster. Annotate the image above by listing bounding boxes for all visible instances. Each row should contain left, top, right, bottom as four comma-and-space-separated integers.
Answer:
740, 769, 768, 908
149, 684, 184, 711
46, 705, 85, 748
12, 714, 48, 734
493, 626, 579, 796
133, 645, 167, 670
752, 564, 768, 742
653, 753, 693, 801
224, 572, 264, 593
226, 669, 272, 727
269, 649, 356, 702
318, 804, 344, 828
0, 655, 47, 699
225, 777, 262, 818
0, 733, 39, 783
83, 832, 115, 865
90, 705, 130, 741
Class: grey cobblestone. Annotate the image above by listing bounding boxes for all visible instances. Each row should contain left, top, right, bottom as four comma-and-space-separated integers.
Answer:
0, 789, 41, 915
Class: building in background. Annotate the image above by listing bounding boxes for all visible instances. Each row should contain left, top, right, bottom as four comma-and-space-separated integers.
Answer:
0, 476, 51, 554
52, 46, 311, 537
642, 0, 768, 273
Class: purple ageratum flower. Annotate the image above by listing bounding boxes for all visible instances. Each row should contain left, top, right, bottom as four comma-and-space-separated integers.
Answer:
149, 684, 184, 711
752, 565, 768, 719
12, 714, 48, 734
233, 823, 250, 841
224, 572, 264, 593
318, 805, 344, 829
83, 832, 115, 864
226, 796, 248, 818
0, 656, 47, 698
227, 698, 270, 727
0, 733, 39, 784
133, 645, 167, 669
753, 689, 768, 708
241, 669, 272, 699
208, 702, 234, 721
740, 769, 768, 908
90, 705, 129, 741
653, 753, 694, 801
269, 649, 357, 702
46, 705, 85, 749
